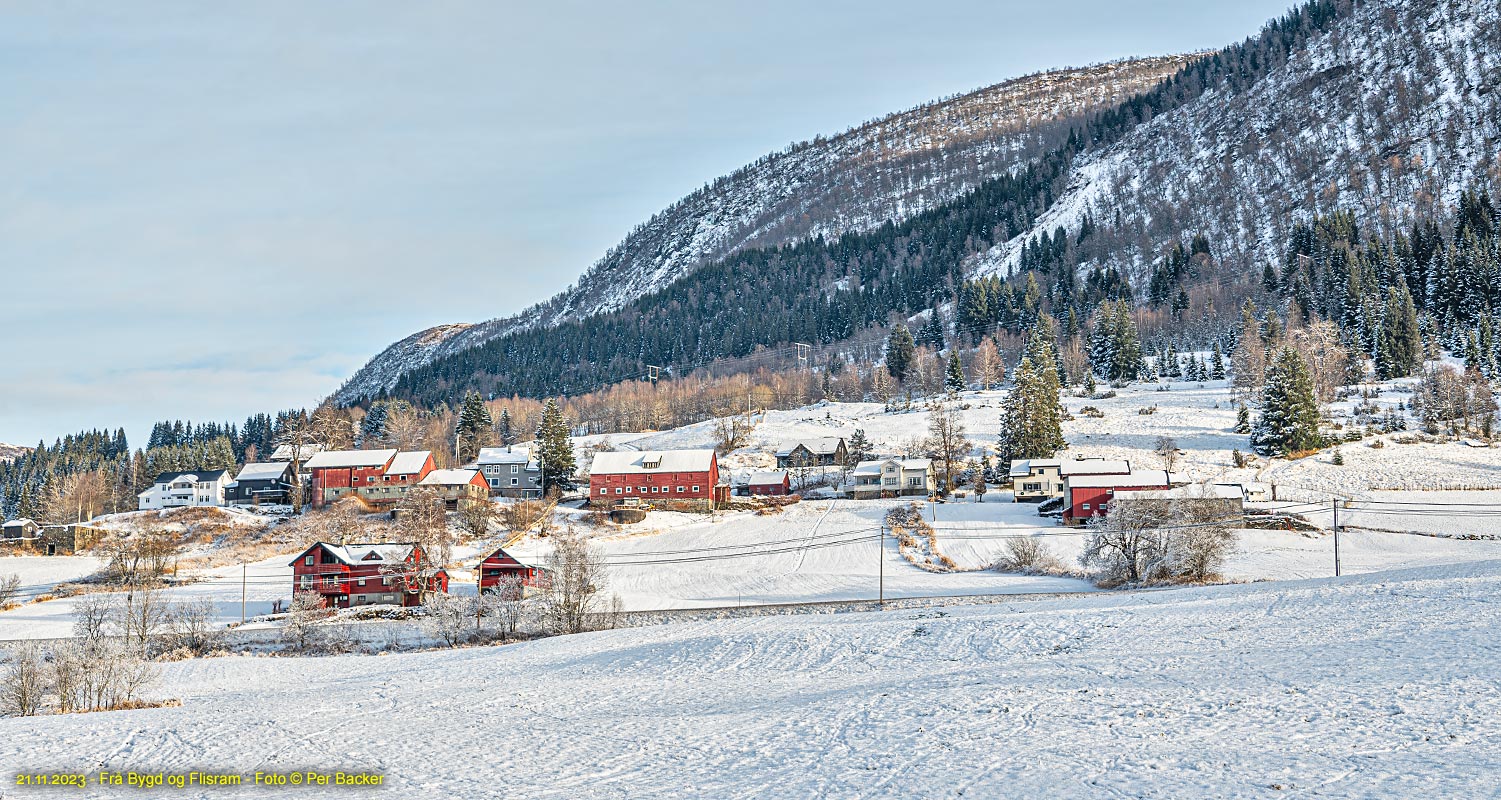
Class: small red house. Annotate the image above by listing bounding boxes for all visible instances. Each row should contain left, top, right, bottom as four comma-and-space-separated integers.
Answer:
588, 449, 720, 507
746, 469, 791, 496
289, 541, 448, 608
477, 546, 547, 597
1063, 470, 1173, 524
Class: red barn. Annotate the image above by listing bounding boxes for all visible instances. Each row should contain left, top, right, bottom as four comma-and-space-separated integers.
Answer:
303, 449, 435, 509
477, 546, 546, 597
746, 469, 791, 496
1063, 470, 1173, 524
588, 449, 720, 507
289, 541, 448, 608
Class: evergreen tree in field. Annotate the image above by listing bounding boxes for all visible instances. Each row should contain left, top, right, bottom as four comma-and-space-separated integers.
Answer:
1210, 344, 1227, 380
534, 399, 577, 493
885, 324, 917, 382
455, 392, 495, 464
997, 332, 1065, 464
498, 408, 516, 446
1087, 300, 1143, 383
1251, 347, 1323, 457
1234, 403, 1252, 434
846, 429, 874, 466
944, 352, 966, 394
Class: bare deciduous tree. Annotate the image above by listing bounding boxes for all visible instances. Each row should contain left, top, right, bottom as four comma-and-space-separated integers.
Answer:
282, 591, 332, 652
1154, 435, 1181, 473
542, 528, 609, 635
926, 403, 970, 495
0, 645, 47, 717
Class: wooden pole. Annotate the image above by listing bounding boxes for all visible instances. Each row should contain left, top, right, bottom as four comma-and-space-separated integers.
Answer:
240, 563, 247, 623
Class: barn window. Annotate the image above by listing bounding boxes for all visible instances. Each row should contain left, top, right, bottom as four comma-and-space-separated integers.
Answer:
1082, 504, 1091, 510
692, 486, 700, 492
599, 488, 607, 495
677, 486, 684, 493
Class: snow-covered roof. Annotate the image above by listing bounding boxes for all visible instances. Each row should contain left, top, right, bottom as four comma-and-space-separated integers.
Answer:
292, 541, 415, 567
269, 443, 324, 462
1059, 459, 1131, 477
419, 469, 483, 487
1, 518, 34, 528
305, 449, 396, 469
851, 458, 931, 476
590, 449, 716, 475
747, 470, 789, 485
1009, 458, 1062, 477
1066, 470, 1171, 489
1114, 484, 1244, 501
774, 437, 845, 457
476, 446, 532, 465
386, 451, 433, 475
235, 462, 291, 482
150, 469, 230, 486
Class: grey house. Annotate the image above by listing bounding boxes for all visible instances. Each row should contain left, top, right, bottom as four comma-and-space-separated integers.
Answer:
228, 461, 297, 506
476, 446, 544, 499
775, 437, 848, 468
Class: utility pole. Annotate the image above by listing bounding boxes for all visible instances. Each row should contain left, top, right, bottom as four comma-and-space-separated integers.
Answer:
1332, 499, 1342, 577
240, 563, 247, 623
878, 525, 885, 609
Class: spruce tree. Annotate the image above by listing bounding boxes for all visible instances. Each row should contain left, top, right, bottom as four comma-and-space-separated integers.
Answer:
944, 352, 966, 394
1210, 344, 1227, 380
997, 331, 1065, 464
455, 392, 495, 465
846, 429, 874, 466
1251, 347, 1323, 457
498, 408, 516, 446
885, 324, 917, 382
534, 399, 577, 493
1234, 404, 1252, 434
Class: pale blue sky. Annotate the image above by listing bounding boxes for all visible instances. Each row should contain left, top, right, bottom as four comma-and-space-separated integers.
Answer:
0, 1, 1294, 446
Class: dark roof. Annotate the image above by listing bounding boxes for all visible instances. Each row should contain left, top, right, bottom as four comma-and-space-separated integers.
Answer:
152, 469, 231, 484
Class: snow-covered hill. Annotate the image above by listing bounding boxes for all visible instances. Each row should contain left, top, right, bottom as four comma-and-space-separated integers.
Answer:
974, 0, 1501, 283
0, 442, 29, 463
5, 560, 1498, 797
333, 57, 1195, 404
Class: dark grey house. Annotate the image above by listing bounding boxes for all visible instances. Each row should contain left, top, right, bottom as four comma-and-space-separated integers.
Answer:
775, 437, 848, 468
227, 461, 297, 506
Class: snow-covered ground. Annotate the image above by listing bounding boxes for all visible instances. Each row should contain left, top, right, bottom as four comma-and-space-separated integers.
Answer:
0, 555, 104, 602
3, 560, 1497, 798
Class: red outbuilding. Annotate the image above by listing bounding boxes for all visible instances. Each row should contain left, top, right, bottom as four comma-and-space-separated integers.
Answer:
289, 541, 448, 608
477, 546, 547, 597
303, 449, 436, 509
1062, 470, 1173, 524
746, 469, 791, 496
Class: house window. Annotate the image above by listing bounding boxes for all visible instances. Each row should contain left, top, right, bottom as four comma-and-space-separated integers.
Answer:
357, 578, 365, 586
323, 575, 338, 587
304, 555, 314, 566
299, 576, 312, 589
382, 595, 394, 602
511, 465, 519, 474
1082, 503, 1091, 510
491, 479, 500, 488
1023, 482, 1042, 493
511, 478, 518, 486
909, 477, 923, 487
883, 477, 897, 486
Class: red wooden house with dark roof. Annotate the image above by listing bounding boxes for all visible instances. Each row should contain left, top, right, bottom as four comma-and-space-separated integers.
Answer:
289, 541, 448, 608
477, 546, 547, 597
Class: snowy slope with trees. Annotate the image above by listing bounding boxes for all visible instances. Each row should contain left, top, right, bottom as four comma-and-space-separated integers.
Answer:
333, 57, 1195, 404
3, 560, 1498, 798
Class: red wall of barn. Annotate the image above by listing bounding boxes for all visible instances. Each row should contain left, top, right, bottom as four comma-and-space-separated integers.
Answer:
1068, 483, 1169, 521
588, 456, 719, 504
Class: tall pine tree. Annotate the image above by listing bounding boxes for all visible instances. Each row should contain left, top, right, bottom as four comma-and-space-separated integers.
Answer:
1251, 347, 1323, 457
534, 399, 577, 493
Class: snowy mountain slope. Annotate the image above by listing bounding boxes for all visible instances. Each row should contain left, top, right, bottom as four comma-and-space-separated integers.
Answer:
0, 443, 29, 463
333, 57, 1195, 405
5, 560, 1499, 798
974, 0, 1501, 282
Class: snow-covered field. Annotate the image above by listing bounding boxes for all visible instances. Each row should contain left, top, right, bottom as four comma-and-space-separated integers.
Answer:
3, 560, 1497, 798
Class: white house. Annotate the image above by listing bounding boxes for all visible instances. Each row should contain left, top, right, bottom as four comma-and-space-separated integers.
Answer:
137, 469, 232, 511
475, 446, 543, 499
1009, 459, 1063, 502
844, 458, 935, 499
